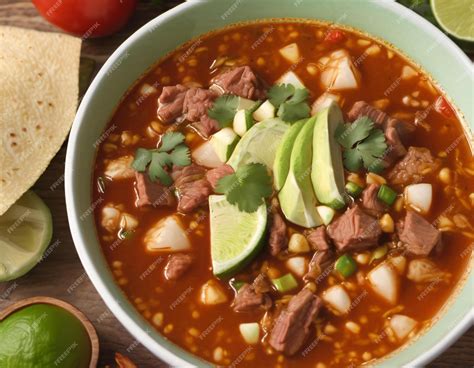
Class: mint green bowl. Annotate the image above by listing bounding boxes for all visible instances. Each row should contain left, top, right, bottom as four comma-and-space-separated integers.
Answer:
66, 0, 473, 366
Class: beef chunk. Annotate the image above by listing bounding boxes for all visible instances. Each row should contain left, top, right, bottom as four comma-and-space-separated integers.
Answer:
212, 66, 266, 100
361, 184, 387, 217
232, 284, 272, 313
327, 205, 382, 251
253, 273, 273, 294
388, 146, 441, 186
182, 88, 220, 138
173, 164, 212, 213
205, 164, 234, 191
305, 226, 330, 251
397, 211, 442, 256
269, 289, 322, 355
135, 172, 176, 207
304, 250, 334, 282
348, 101, 415, 167
269, 211, 288, 256
164, 254, 193, 280
156, 85, 188, 124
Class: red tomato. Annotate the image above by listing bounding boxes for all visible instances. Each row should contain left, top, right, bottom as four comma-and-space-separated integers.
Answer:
32, 0, 137, 38
324, 29, 346, 43
435, 96, 454, 118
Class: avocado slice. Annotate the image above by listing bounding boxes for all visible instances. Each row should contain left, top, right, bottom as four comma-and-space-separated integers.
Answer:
311, 102, 347, 209
278, 116, 322, 228
273, 119, 307, 191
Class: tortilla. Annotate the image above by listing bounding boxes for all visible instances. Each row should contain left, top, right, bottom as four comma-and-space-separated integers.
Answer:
0, 26, 81, 215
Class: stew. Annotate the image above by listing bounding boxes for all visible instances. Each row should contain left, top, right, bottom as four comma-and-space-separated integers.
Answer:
92, 20, 473, 367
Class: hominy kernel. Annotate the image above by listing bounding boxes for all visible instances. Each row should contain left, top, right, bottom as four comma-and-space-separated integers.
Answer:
379, 214, 395, 233
188, 59, 198, 67
359, 315, 369, 324
345, 321, 361, 334
213, 347, 224, 362
152, 313, 164, 327
316, 363, 327, 368
324, 324, 337, 334
188, 328, 200, 337
112, 261, 122, 268
118, 277, 128, 285
192, 310, 200, 319
113, 269, 123, 277
218, 44, 228, 53
232, 33, 241, 41
161, 76, 171, 84
362, 352, 372, 361
438, 167, 452, 184
178, 65, 185, 73
366, 172, 386, 185
257, 57, 265, 66
306, 63, 318, 75
151, 121, 163, 133
164, 324, 174, 334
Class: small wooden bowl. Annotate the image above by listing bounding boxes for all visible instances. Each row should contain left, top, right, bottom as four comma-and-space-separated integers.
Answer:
0, 296, 99, 368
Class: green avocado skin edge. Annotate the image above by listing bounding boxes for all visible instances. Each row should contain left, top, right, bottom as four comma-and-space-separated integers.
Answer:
0, 304, 91, 368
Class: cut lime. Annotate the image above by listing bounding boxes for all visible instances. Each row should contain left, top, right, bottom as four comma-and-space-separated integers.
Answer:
432, 0, 474, 41
209, 195, 267, 278
0, 191, 53, 281
227, 118, 289, 170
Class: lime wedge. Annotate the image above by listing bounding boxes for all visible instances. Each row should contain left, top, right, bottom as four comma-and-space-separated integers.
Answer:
0, 191, 52, 281
432, 0, 474, 41
209, 195, 267, 278
227, 118, 289, 170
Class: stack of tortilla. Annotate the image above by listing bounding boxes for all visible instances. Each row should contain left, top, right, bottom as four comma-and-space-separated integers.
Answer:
0, 26, 81, 214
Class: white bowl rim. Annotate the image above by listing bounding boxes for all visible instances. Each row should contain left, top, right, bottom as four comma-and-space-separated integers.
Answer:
65, 1, 473, 367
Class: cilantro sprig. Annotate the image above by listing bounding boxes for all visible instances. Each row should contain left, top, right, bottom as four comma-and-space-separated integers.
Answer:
132, 132, 191, 185
267, 84, 311, 122
208, 95, 239, 128
215, 163, 273, 212
335, 116, 388, 172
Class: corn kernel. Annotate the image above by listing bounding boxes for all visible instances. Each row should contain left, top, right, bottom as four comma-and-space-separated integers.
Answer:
379, 214, 395, 233
288, 233, 310, 253
366, 172, 386, 185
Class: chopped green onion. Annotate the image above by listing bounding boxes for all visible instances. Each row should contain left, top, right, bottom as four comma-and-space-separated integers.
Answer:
335, 254, 357, 278
377, 184, 397, 206
230, 280, 246, 292
272, 273, 298, 293
369, 244, 388, 264
345, 181, 363, 197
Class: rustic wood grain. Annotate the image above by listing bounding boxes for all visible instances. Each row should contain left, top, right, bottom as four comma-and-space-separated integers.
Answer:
0, 1, 472, 367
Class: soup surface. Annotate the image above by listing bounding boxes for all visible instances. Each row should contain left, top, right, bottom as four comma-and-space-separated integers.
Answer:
92, 20, 473, 367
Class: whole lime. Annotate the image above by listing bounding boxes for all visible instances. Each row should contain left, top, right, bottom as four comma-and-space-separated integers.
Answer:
0, 304, 91, 368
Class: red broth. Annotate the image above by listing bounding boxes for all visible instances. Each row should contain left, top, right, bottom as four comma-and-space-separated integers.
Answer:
93, 21, 473, 367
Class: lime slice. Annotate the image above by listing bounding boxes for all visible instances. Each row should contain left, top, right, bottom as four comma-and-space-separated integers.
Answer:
432, 0, 474, 41
227, 118, 289, 170
209, 195, 267, 278
0, 191, 52, 281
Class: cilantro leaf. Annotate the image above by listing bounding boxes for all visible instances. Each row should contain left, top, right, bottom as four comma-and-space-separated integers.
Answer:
343, 148, 363, 171
289, 88, 309, 104
159, 132, 185, 152
149, 152, 172, 185
215, 163, 273, 212
208, 95, 239, 127
357, 129, 387, 170
268, 84, 295, 108
169, 144, 191, 166
132, 148, 152, 172
335, 117, 374, 149
277, 101, 311, 122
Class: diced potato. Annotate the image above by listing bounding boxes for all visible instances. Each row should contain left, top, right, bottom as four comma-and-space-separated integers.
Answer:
145, 216, 191, 252
322, 285, 351, 315
367, 262, 400, 305
200, 280, 228, 305
104, 156, 135, 180
389, 314, 418, 340
404, 183, 432, 214
286, 256, 308, 277
279, 43, 301, 64
288, 233, 310, 253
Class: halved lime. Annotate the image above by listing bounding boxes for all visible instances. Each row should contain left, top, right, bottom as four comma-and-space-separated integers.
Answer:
209, 195, 267, 278
227, 118, 289, 170
432, 0, 474, 41
0, 191, 53, 281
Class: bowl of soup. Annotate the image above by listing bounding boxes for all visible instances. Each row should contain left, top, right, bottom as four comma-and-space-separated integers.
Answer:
65, 1, 473, 367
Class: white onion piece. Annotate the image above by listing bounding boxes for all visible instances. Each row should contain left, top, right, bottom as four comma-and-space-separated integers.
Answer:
389, 256, 407, 275
279, 43, 301, 64
200, 280, 228, 305
276, 71, 305, 89
192, 140, 223, 168
104, 155, 135, 179
323, 285, 351, 315
286, 257, 308, 277
390, 314, 418, 340
367, 262, 400, 305
311, 93, 341, 115
404, 183, 432, 214
145, 216, 191, 252
401, 65, 417, 80
239, 323, 260, 345
320, 50, 360, 90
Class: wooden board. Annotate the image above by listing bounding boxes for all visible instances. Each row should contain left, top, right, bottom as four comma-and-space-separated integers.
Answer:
0, 1, 472, 367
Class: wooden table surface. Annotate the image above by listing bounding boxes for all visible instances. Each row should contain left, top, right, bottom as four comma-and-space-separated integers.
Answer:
0, 1, 472, 367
